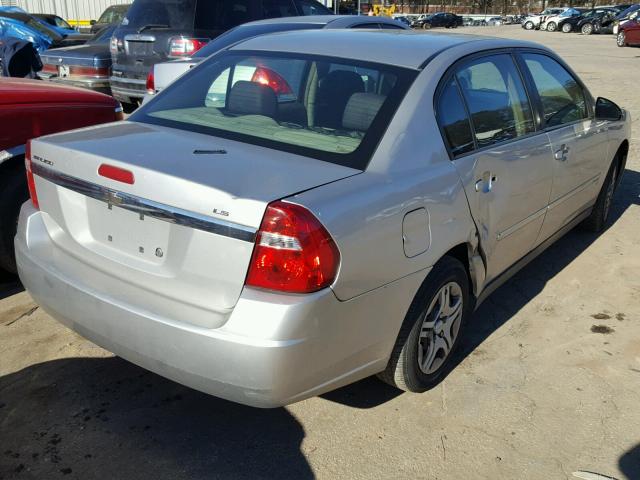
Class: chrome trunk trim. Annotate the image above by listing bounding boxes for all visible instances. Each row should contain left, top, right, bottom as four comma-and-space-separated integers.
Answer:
31, 164, 257, 243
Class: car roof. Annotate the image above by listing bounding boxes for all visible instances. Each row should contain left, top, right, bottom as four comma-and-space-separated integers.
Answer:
239, 15, 405, 28
229, 30, 543, 70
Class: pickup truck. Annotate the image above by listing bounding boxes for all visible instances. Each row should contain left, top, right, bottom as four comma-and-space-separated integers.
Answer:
0, 78, 122, 273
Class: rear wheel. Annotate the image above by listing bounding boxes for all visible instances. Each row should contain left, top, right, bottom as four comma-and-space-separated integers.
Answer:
617, 31, 626, 47
562, 22, 572, 33
582, 160, 619, 233
0, 160, 29, 274
378, 256, 471, 392
524, 21, 534, 30
547, 21, 557, 32
581, 23, 594, 35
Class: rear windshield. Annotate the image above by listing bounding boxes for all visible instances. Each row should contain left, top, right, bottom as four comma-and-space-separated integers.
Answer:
122, 0, 195, 30
133, 52, 416, 169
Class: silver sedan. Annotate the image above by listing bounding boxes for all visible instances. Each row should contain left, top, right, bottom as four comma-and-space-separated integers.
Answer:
17, 30, 630, 407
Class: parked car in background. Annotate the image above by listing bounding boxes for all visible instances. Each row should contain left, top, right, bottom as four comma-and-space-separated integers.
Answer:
18, 30, 629, 407
462, 16, 474, 26
522, 8, 566, 30
40, 25, 117, 95
543, 8, 585, 32
413, 12, 462, 29
393, 16, 411, 26
577, 7, 620, 34
0, 11, 88, 52
487, 16, 502, 26
613, 3, 640, 34
0, 79, 123, 274
617, 11, 640, 45
109, 0, 333, 107
90, 4, 131, 34
32, 13, 77, 35
146, 15, 409, 98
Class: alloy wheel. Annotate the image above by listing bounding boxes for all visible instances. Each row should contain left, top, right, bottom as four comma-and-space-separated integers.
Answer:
617, 31, 626, 47
562, 23, 572, 33
547, 22, 556, 32
417, 282, 463, 374
582, 23, 593, 35
525, 21, 534, 30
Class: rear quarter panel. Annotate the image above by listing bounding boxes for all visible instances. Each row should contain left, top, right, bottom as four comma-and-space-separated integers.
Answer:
290, 52, 482, 301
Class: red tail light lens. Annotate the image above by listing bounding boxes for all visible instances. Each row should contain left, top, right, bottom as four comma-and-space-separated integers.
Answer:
98, 164, 135, 185
25, 140, 39, 210
168, 37, 208, 57
251, 67, 292, 95
69, 66, 109, 77
246, 201, 340, 294
146, 68, 155, 94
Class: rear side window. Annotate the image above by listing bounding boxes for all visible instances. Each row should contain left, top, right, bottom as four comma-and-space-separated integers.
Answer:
296, 0, 332, 15
455, 54, 535, 148
521, 53, 588, 128
262, 0, 298, 18
436, 78, 474, 156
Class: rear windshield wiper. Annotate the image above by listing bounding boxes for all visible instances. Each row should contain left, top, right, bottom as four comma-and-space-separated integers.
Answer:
137, 24, 170, 34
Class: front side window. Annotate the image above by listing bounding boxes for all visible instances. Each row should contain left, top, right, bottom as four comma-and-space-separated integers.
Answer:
522, 53, 588, 128
134, 52, 415, 169
455, 54, 535, 148
436, 78, 474, 157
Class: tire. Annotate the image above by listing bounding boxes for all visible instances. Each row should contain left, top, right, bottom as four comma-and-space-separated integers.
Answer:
378, 256, 471, 392
524, 21, 534, 30
617, 31, 626, 47
581, 160, 619, 233
581, 23, 593, 35
0, 160, 29, 274
547, 21, 557, 32
562, 23, 572, 33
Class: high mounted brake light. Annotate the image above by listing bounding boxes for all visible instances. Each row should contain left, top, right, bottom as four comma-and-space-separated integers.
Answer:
246, 201, 340, 294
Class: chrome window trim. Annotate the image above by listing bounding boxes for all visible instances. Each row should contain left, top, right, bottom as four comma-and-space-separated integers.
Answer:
31, 164, 257, 243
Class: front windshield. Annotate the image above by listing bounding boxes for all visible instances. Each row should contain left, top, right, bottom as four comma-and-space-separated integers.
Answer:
133, 52, 416, 169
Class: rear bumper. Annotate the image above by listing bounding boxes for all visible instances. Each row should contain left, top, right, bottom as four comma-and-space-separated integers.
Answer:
109, 76, 146, 104
16, 205, 425, 407
42, 76, 111, 95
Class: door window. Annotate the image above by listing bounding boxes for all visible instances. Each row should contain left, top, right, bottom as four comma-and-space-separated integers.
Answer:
455, 54, 535, 148
296, 0, 332, 15
522, 53, 588, 128
262, 0, 298, 18
436, 77, 475, 157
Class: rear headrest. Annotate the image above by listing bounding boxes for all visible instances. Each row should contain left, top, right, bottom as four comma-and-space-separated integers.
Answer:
342, 93, 386, 132
227, 80, 277, 118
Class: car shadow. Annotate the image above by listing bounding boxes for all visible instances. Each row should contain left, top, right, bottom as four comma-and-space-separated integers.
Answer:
619, 443, 640, 480
0, 357, 313, 480
323, 167, 640, 408
0, 270, 23, 301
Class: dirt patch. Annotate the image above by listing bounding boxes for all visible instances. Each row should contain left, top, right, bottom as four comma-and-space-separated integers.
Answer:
591, 325, 615, 334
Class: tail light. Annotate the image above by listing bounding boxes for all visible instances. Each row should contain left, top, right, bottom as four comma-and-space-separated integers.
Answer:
251, 67, 292, 95
25, 140, 39, 210
246, 201, 340, 294
168, 37, 208, 57
146, 68, 155, 94
42, 64, 57, 73
109, 36, 118, 54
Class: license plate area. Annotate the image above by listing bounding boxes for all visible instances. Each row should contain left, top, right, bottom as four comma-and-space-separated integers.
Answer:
88, 200, 170, 264
58, 65, 70, 77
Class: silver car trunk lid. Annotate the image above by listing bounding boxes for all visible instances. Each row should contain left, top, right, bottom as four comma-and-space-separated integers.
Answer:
30, 121, 359, 327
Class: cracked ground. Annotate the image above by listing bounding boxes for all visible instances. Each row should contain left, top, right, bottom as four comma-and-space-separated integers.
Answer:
1, 26, 640, 480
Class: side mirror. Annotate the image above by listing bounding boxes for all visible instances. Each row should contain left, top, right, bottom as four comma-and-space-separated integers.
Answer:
595, 97, 622, 121
90, 19, 96, 25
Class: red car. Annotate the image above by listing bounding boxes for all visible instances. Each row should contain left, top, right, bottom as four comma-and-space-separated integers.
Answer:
0, 79, 122, 273
617, 14, 640, 46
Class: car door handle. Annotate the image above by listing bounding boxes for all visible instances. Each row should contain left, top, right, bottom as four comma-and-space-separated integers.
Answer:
554, 144, 570, 161
475, 172, 497, 193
